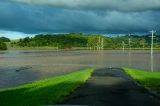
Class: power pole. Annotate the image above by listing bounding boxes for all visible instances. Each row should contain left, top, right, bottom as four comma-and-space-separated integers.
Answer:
122, 41, 125, 51
150, 30, 156, 55
149, 30, 156, 72
99, 36, 101, 50
128, 34, 132, 67
101, 38, 104, 50
128, 34, 131, 50
129, 39, 131, 49
143, 43, 145, 50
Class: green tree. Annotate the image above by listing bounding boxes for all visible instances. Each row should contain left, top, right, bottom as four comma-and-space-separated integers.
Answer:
0, 41, 7, 50
87, 37, 99, 49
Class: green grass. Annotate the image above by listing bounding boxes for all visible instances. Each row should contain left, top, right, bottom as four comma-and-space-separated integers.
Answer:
0, 68, 94, 106
123, 67, 160, 90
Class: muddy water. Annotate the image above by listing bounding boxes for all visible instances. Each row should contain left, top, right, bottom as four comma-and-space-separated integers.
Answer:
0, 50, 160, 89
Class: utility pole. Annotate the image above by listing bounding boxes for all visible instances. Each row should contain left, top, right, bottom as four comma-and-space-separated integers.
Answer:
149, 30, 156, 72
96, 37, 99, 50
143, 43, 145, 50
150, 30, 156, 55
128, 34, 132, 67
122, 41, 125, 51
101, 38, 104, 50
128, 34, 131, 50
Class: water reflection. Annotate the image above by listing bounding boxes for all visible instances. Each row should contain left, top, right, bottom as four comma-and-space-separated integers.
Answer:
0, 50, 159, 71
128, 49, 131, 67
150, 50, 154, 72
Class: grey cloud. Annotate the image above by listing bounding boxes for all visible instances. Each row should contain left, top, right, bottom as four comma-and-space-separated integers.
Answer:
0, 2, 160, 34
4, 0, 160, 12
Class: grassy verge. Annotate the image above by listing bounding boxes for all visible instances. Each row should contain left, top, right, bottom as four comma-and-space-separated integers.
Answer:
123, 67, 160, 90
0, 68, 94, 106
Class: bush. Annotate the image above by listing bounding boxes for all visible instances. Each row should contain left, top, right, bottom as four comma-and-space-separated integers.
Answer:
0, 41, 7, 50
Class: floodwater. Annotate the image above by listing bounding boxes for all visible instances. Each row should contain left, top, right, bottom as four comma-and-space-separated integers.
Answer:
0, 50, 160, 89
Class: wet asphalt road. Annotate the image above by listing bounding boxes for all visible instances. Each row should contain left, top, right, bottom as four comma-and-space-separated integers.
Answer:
61, 68, 160, 106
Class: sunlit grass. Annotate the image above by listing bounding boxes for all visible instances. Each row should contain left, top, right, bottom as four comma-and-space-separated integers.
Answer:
123, 67, 160, 90
0, 68, 94, 106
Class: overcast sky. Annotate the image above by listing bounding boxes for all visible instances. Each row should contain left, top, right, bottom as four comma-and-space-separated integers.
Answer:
0, 0, 160, 39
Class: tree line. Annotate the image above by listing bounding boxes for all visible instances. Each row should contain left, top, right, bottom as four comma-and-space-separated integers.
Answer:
5, 33, 160, 49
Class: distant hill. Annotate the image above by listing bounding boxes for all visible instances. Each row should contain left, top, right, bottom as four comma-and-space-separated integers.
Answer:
0, 37, 10, 42
10, 33, 160, 49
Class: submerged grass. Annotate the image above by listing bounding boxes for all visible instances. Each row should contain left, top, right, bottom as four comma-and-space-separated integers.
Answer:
0, 68, 94, 106
123, 67, 160, 90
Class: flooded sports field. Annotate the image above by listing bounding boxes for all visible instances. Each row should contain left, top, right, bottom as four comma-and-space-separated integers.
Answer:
0, 50, 160, 89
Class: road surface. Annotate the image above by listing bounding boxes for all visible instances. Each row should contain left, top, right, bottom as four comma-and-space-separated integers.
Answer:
60, 68, 160, 106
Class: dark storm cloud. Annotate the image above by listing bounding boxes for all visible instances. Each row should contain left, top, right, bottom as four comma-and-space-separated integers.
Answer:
0, 0, 160, 37
6, 0, 160, 12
